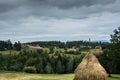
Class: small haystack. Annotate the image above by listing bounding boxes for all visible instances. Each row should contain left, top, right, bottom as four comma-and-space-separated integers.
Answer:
74, 53, 108, 80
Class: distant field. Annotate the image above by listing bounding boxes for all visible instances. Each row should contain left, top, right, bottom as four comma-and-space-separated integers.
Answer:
0, 72, 119, 80
0, 50, 19, 55
89, 49, 103, 54
81, 49, 102, 54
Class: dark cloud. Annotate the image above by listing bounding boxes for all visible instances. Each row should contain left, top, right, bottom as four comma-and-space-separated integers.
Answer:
0, 0, 119, 22
0, 0, 22, 13
0, 0, 117, 14
0, 0, 119, 21
28, 0, 116, 9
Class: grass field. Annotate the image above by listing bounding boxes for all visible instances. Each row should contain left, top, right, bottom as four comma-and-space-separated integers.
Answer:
0, 72, 119, 80
0, 50, 19, 55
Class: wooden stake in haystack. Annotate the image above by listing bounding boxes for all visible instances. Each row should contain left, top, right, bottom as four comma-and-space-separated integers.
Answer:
74, 53, 108, 80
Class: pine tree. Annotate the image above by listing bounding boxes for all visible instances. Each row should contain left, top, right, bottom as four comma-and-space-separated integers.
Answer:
14, 41, 21, 51
66, 57, 73, 73
6, 40, 13, 50
45, 62, 53, 74
56, 60, 64, 74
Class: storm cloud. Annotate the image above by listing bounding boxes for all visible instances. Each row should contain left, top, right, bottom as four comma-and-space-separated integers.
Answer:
0, 0, 120, 42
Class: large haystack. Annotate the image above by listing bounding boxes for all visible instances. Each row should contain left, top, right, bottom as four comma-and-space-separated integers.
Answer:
74, 53, 108, 80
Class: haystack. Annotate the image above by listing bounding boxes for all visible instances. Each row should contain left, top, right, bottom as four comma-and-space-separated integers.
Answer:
74, 53, 108, 80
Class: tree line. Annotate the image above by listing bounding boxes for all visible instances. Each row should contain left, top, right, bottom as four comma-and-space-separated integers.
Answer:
0, 40, 21, 51
0, 39, 108, 51
25, 40, 108, 48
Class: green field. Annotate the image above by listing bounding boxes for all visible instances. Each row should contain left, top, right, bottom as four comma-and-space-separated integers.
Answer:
0, 72, 119, 80
0, 50, 19, 55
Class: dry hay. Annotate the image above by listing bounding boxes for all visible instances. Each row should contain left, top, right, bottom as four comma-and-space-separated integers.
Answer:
74, 53, 108, 80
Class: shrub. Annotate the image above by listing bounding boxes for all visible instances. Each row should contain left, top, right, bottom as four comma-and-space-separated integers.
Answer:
23, 66, 36, 73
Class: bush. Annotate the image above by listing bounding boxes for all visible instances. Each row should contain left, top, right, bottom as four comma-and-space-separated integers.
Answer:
23, 66, 36, 73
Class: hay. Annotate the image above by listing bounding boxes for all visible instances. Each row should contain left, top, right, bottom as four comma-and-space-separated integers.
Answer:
74, 53, 108, 80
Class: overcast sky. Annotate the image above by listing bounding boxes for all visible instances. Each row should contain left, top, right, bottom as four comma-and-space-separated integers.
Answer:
0, 0, 120, 42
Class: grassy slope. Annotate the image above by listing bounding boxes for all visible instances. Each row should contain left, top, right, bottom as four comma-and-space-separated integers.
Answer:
0, 50, 19, 55
109, 74, 120, 80
0, 72, 119, 80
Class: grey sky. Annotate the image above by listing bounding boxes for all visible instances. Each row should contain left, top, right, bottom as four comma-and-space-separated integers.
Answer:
0, 0, 120, 42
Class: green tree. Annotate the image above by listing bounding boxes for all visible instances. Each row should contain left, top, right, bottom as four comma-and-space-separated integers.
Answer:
6, 39, 13, 50
110, 27, 120, 43
14, 41, 22, 51
35, 58, 44, 73
45, 62, 53, 74
17, 41, 22, 50
66, 57, 73, 73
49, 47, 54, 53
101, 27, 120, 75
26, 58, 37, 66
109, 27, 120, 73
56, 60, 64, 74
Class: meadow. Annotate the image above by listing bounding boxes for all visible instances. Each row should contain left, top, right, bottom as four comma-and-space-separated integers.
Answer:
0, 72, 119, 80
